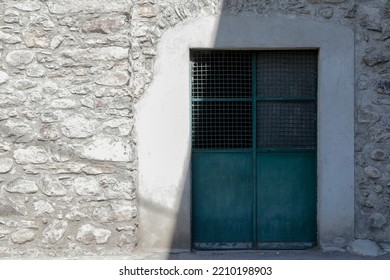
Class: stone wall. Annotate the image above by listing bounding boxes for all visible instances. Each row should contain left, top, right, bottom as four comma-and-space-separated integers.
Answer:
0, 0, 137, 257
0, 0, 389, 257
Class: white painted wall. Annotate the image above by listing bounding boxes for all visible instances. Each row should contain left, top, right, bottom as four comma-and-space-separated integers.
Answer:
136, 14, 354, 251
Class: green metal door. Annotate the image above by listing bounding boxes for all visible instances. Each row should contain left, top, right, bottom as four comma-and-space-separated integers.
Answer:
191, 50, 318, 250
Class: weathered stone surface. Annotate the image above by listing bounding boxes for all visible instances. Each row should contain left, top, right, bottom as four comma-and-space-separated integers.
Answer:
61, 47, 128, 61
41, 112, 60, 123
363, 53, 389, 67
38, 124, 60, 141
101, 178, 135, 200
4, 9, 20, 24
385, 0, 390, 18
14, 79, 37, 90
65, 210, 87, 222
307, 0, 346, 3
0, 158, 13, 173
51, 143, 73, 162
118, 231, 137, 247
344, 3, 358, 18
368, 213, 387, 230
0, 71, 9, 85
76, 224, 112, 245
0, 197, 27, 216
5, 178, 38, 194
358, 108, 380, 124
93, 206, 114, 223
95, 71, 129, 86
47, 2, 68, 14
376, 80, 390, 95
82, 164, 116, 175
29, 14, 56, 31
45, 0, 130, 13
50, 35, 64, 49
24, 163, 85, 175
371, 149, 386, 161
135, 6, 159, 18
10, 229, 36, 244
6, 50, 35, 67
111, 203, 137, 222
70, 85, 94, 95
319, 7, 333, 19
74, 177, 100, 196
1, 121, 35, 143
80, 137, 133, 162
82, 16, 127, 34
0, 31, 22, 44
41, 178, 68, 197
61, 115, 94, 139
348, 239, 384, 257
51, 99, 78, 109
14, 1, 41, 12
14, 146, 49, 165
0, 95, 25, 108
34, 200, 55, 216
24, 30, 50, 48
364, 166, 382, 179
93, 202, 136, 223
102, 118, 133, 136
42, 219, 68, 244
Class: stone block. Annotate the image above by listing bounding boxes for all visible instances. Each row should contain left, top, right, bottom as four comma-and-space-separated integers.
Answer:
5, 178, 38, 194
0, 158, 13, 173
364, 166, 382, 179
61, 115, 94, 139
348, 239, 385, 257
76, 224, 112, 245
10, 229, 36, 244
34, 200, 55, 216
0, 71, 9, 85
42, 219, 68, 244
0, 31, 22, 44
82, 16, 127, 34
80, 137, 133, 162
74, 177, 100, 196
13, 1, 41, 12
0, 197, 27, 216
6, 50, 35, 67
95, 71, 130, 87
14, 146, 49, 165
40, 178, 68, 197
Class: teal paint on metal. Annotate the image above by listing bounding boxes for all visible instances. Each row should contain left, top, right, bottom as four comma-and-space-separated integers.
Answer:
256, 151, 317, 248
191, 50, 318, 250
192, 152, 253, 248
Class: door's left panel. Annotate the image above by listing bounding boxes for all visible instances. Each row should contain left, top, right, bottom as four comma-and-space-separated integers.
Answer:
192, 152, 253, 249
190, 50, 254, 249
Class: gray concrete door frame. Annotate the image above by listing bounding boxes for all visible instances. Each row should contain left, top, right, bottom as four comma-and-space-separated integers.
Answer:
136, 14, 355, 252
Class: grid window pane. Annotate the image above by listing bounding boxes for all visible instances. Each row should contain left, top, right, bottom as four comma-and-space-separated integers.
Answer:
192, 101, 252, 149
191, 50, 252, 99
256, 101, 317, 148
256, 50, 318, 99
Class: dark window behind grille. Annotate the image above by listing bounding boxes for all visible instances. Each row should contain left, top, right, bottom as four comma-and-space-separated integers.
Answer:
191, 50, 252, 99
256, 50, 318, 99
191, 50, 253, 149
256, 102, 317, 148
191, 49, 317, 150
192, 101, 252, 149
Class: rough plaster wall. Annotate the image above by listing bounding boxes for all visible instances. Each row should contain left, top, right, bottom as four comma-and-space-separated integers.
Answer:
0, 0, 389, 257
